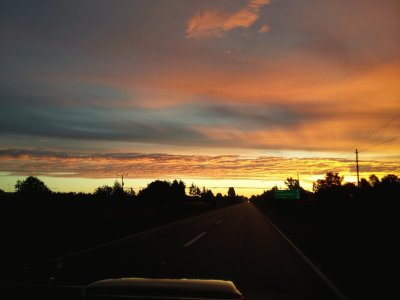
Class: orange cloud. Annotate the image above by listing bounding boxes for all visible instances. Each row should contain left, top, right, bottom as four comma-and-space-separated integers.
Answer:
258, 24, 270, 33
1, 149, 398, 193
186, 0, 270, 38
74, 56, 399, 156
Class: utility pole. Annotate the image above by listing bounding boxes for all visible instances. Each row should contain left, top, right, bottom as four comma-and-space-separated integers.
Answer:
116, 173, 128, 189
355, 149, 360, 187
297, 173, 300, 188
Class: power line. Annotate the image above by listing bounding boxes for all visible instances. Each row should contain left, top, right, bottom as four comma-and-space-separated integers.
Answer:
357, 114, 400, 149
359, 136, 399, 153
336, 113, 400, 159
333, 114, 400, 188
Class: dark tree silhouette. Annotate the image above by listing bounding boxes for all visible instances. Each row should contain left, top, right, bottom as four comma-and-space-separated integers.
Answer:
359, 178, 371, 189
228, 187, 236, 198
313, 172, 343, 193
171, 180, 186, 200
94, 181, 131, 201
380, 174, 400, 196
342, 182, 357, 196
128, 188, 136, 197
200, 187, 214, 200
369, 174, 380, 187
381, 174, 399, 185
284, 177, 300, 190
112, 180, 126, 199
216, 192, 223, 200
94, 185, 113, 199
15, 176, 51, 195
138, 180, 178, 204
201, 188, 215, 205
189, 183, 201, 197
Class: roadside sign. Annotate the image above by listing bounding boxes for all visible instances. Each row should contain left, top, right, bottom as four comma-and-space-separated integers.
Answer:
274, 189, 300, 200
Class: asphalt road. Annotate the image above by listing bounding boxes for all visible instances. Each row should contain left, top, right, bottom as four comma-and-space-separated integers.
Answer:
14, 202, 344, 299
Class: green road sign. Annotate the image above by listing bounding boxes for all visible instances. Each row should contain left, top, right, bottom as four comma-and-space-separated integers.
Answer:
274, 189, 300, 200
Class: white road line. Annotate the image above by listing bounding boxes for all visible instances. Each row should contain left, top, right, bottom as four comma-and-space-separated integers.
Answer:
264, 214, 348, 300
15, 205, 240, 274
216, 219, 224, 225
183, 232, 206, 248
40, 206, 234, 266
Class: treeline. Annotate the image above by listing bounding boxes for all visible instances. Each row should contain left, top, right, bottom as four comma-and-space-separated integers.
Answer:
251, 172, 399, 299
2, 176, 244, 208
251, 171, 400, 229
0, 177, 243, 275
252, 171, 399, 207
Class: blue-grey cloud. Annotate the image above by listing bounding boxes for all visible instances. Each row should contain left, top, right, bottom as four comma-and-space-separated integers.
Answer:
0, 100, 311, 149
0, 106, 210, 146
190, 103, 301, 129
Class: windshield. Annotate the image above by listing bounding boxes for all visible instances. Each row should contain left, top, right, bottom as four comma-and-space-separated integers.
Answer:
1, 1, 399, 299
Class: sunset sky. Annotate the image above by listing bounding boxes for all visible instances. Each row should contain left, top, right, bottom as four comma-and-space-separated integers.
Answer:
1, 0, 399, 196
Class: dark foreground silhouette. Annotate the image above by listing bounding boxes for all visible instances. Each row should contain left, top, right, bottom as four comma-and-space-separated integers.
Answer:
1, 173, 398, 299
0, 177, 242, 278
252, 172, 399, 299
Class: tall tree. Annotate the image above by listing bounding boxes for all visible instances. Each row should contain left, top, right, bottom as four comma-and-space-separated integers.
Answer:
200, 187, 214, 201
381, 174, 399, 185
189, 183, 201, 196
138, 180, 173, 204
172, 180, 186, 200
359, 178, 371, 189
284, 177, 300, 190
112, 180, 126, 199
228, 187, 236, 198
368, 174, 380, 187
15, 176, 51, 195
94, 185, 113, 199
313, 172, 343, 193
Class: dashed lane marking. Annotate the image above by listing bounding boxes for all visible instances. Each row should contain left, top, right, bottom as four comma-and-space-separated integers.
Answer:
183, 232, 206, 248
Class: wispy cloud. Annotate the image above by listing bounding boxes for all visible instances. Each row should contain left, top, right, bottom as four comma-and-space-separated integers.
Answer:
186, 0, 270, 38
258, 24, 270, 33
1, 149, 398, 184
0, 102, 310, 149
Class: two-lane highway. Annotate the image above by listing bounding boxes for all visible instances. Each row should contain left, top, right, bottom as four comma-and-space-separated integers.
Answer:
15, 202, 345, 299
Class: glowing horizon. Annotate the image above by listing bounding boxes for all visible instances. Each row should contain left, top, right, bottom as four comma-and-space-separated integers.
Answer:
1, 148, 399, 196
